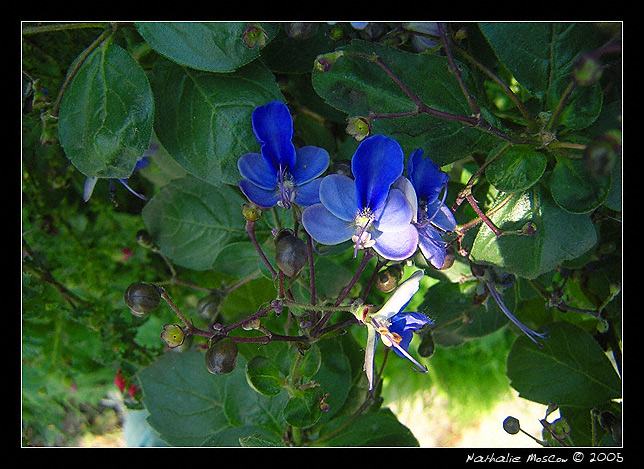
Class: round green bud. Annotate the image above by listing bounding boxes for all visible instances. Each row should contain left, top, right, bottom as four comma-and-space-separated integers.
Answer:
205, 337, 238, 375
161, 324, 185, 348
503, 416, 521, 435
242, 203, 262, 222
125, 282, 161, 317
136, 229, 155, 249
418, 330, 436, 358
346, 117, 371, 142
274, 229, 307, 278
573, 54, 603, 86
242, 23, 267, 49
197, 293, 223, 321
375, 265, 403, 293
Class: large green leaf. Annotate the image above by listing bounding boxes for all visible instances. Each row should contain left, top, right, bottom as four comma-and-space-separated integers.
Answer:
135, 22, 280, 72
312, 410, 418, 446
550, 155, 612, 214
58, 41, 154, 178
141, 175, 247, 271
312, 40, 496, 165
149, 59, 284, 186
506, 321, 621, 408
479, 23, 604, 100
469, 183, 597, 279
139, 349, 287, 446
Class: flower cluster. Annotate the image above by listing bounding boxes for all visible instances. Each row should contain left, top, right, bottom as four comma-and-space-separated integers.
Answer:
237, 101, 455, 267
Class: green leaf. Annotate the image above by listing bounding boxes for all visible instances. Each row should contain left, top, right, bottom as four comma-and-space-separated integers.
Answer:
313, 411, 419, 446
312, 40, 496, 165
135, 22, 279, 72
141, 175, 247, 271
550, 156, 612, 214
283, 388, 323, 428
149, 59, 284, 186
506, 321, 621, 407
138, 349, 286, 446
479, 23, 604, 100
486, 145, 547, 193
58, 41, 154, 178
245, 356, 284, 397
469, 184, 597, 279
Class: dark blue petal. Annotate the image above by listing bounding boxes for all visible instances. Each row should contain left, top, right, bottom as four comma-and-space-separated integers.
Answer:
301, 203, 355, 245
238, 152, 278, 190
352, 135, 404, 213
372, 224, 418, 261
389, 311, 433, 356
252, 101, 296, 174
407, 148, 449, 204
290, 146, 330, 185
319, 174, 358, 222
238, 180, 280, 209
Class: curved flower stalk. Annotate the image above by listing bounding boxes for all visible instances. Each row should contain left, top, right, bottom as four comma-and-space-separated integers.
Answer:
393, 148, 456, 269
237, 101, 330, 209
83, 156, 150, 203
353, 270, 432, 390
472, 264, 548, 347
301, 135, 418, 261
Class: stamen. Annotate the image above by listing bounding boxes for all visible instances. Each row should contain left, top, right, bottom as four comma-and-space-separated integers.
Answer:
277, 165, 295, 209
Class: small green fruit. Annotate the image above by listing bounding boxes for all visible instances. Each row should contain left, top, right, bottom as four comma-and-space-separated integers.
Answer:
161, 324, 185, 348
125, 282, 160, 317
205, 337, 238, 375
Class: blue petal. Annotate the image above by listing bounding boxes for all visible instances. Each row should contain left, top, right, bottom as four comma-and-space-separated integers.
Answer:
251, 101, 296, 173
372, 224, 418, 261
389, 311, 433, 355
290, 146, 330, 185
319, 174, 358, 222
427, 200, 456, 232
352, 135, 404, 213
407, 148, 449, 204
417, 228, 447, 269
238, 180, 280, 209
294, 178, 322, 207
238, 152, 277, 190
301, 203, 355, 245
374, 188, 414, 232
392, 176, 418, 223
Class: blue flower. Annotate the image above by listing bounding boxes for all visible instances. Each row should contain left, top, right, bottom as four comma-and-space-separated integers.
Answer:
238, 101, 330, 209
301, 135, 418, 261
84, 155, 150, 203
394, 148, 456, 269
353, 270, 432, 390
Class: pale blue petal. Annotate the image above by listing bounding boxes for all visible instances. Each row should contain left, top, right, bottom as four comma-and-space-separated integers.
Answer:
251, 101, 296, 173
301, 203, 355, 245
374, 188, 414, 232
291, 146, 330, 185
238, 180, 279, 209
238, 152, 277, 190
392, 176, 418, 223
294, 178, 322, 207
373, 224, 418, 261
352, 135, 404, 213
319, 174, 358, 222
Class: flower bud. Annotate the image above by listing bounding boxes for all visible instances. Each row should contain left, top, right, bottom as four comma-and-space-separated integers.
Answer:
314, 51, 344, 72
161, 324, 185, 348
124, 282, 161, 317
136, 229, 155, 249
274, 229, 307, 277
573, 54, 603, 86
418, 330, 435, 358
521, 221, 537, 236
242, 203, 262, 222
583, 131, 621, 177
205, 337, 238, 375
375, 264, 403, 293
242, 23, 267, 49
503, 416, 521, 435
284, 22, 316, 40
197, 293, 223, 321
346, 117, 371, 142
